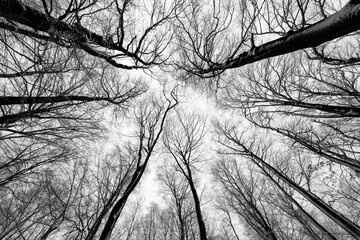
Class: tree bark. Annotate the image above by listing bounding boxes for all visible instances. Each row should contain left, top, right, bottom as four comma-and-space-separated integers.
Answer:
0, 0, 107, 45
98, 165, 145, 240
0, 0, 143, 69
0, 96, 116, 105
186, 167, 207, 240
197, 0, 360, 75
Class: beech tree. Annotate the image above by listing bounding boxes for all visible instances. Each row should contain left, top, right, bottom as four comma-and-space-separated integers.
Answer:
214, 120, 360, 239
0, 19, 147, 188
0, 93, 177, 240
0, 146, 134, 240
76, 95, 179, 240
214, 154, 340, 240
213, 158, 280, 240
174, 0, 360, 77
162, 112, 208, 240
0, 1, 179, 239
199, 2, 360, 232
157, 164, 198, 240
98, 93, 177, 240
0, 67, 145, 187
0, 0, 183, 69
218, 53, 360, 171
118, 202, 196, 240
133, 203, 176, 240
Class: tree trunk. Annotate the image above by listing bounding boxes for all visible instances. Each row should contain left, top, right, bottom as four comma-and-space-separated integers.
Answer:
98, 166, 144, 240
186, 168, 207, 240
0, 0, 108, 45
263, 169, 338, 240
0, 96, 111, 105
238, 144, 360, 239
199, 0, 360, 74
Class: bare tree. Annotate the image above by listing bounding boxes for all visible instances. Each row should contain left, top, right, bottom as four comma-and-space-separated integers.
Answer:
3, 1, 360, 240
0, 1, 180, 239
0, 18, 148, 188
0, 72, 145, 189
157, 163, 197, 240
214, 153, 338, 240
174, 0, 360, 77
218, 53, 360, 172
212, 46, 360, 237
65, 145, 139, 240
124, 202, 183, 240
162, 111, 208, 240
0, 140, 138, 240
97, 93, 178, 240
213, 158, 280, 240
0, 93, 177, 240
215, 121, 360, 239
0, 0, 183, 69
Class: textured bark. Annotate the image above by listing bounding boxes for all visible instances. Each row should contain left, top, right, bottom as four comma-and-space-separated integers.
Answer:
0, 0, 144, 69
0, 0, 107, 44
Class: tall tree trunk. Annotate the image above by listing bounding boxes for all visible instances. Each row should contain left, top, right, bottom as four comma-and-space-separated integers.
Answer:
0, 0, 109, 46
98, 166, 144, 240
186, 167, 207, 240
197, 0, 360, 75
233, 142, 360, 239
263, 169, 338, 240
0, 96, 113, 105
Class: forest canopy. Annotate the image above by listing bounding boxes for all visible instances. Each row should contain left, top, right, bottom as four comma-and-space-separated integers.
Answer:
1, 0, 360, 239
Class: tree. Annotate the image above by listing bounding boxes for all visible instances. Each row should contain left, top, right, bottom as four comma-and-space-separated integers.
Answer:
0, 65, 145, 187
214, 153, 340, 240
0, 18, 148, 187
162, 111, 208, 240
208, 28, 360, 237
0, 1, 180, 239
157, 163, 197, 240
0, 139, 137, 240
0, 92, 177, 240
98, 93, 178, 240
213, 158, 280, 240
174, 0, 360, 77
0, 0, 183, 69
2, 0, 360, 239
0, 42, 149, 239
218, 53, 360, 171
135, 203, 175, 240
214, 120, 360, 239
108, 198, 143, 240
120, 202, 188, 240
